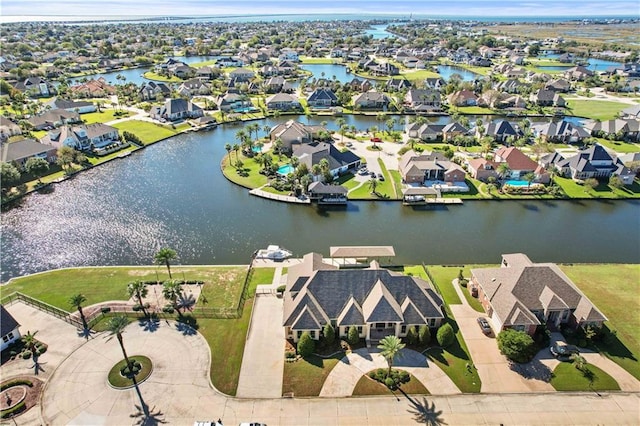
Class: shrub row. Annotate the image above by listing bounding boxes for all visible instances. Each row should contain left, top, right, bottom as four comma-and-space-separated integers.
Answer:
368, 368, 410, 390
0, 379, 32, 392
1, 400, 26, 419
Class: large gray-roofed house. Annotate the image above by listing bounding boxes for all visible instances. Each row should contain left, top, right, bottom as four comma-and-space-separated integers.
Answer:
469, 253, 607, 336
283, 253, 444, 343
293, 142, 360, 176
269, 120, 325, 152
1, 305, 21, 352
1, 138, 57, 167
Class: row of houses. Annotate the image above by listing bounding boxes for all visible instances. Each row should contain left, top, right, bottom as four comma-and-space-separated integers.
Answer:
283, 250, 606, 344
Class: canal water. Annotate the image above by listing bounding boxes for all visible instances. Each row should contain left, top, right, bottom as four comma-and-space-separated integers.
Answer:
2, 116, 638, 282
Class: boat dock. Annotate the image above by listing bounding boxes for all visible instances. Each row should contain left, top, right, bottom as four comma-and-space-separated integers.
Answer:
249, 188, 311, 204
403, 197, 463, 206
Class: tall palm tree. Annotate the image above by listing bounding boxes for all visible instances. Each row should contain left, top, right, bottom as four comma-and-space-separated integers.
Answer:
232, 144, 240, 164
377, 335, 406, 376
69, 293, 88, 330
162, 280, 183, 314
224, 143, 232, 161
127, 280, 149, 317
523, 172, 536, 190
154, 247, 177, 279
368, 177, 379, 195
107, 315, 149, 419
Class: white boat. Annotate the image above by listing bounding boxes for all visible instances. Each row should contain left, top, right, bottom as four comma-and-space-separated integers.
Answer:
254, 245, 293, 260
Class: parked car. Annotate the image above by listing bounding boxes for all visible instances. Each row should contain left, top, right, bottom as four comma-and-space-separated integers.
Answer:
370, 171, 376, 177
378, 174, 385, 181
357, 168, 369, 175
346, 142, 353, 147
477, 317, 492, 335
550, 343, 579, 361
370, 137, 382, 143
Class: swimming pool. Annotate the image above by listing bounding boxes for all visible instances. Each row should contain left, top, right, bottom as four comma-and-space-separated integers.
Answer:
277, 164, 294, 175
233, 107, 258, 113
505, 180, 533, 187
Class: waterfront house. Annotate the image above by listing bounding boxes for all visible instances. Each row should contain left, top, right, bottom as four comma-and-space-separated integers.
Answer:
584, 118, 640, 142
265, 76, 294, 93
405, 123, 445, 141
441, 122, 470, 142
293, 142, 361, 177
481, 120, 523, 143
398, 150, 466, 184
1, 138, 57, 168
549, 143, 635, 185
150, 99, 204, 122
467, 158, 500, 181
283, 252, 444, 344
307, 88, 339, 108
0, 306, 21, 352
447, 89, 478, 107
265, 93, 302, 111
41, 123, 120, 152
216, 93, 252, 112
348, 78, 372, 93
27, 109, 82, 130
532, 120, 590, 143
270, 120, 325, 153
139, 81, 171, 101
469, 254, 607, 335
352, 91, 391, 110
216, 56, 243, 67
404, 89, 441, 112
494, 146, 549, 183
564, 65, 594, 81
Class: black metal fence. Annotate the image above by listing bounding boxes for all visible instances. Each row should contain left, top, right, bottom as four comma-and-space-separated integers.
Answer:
1, 292, 84, 328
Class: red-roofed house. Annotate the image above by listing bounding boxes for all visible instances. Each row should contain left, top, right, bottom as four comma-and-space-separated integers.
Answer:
495, 147, 550, 183
467, 158, 500, 181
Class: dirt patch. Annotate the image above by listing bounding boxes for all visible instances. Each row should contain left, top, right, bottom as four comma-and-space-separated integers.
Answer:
0, 376, 44, 419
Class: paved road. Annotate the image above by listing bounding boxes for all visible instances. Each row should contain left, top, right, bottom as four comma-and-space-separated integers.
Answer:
236, 294, 285, 398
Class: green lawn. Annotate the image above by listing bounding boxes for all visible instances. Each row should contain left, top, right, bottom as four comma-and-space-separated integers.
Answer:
189, 59, 218, 67
426, 317, 482, 393
221, 153, 270, 189
566, 100, 629, 121
2, 266, 246, 311
142, 71, 182, 82
299, 57, 340, 64
550, 362, 620, 391
423, 266, 462, 305
352, 373, 430, 396
595, 138, 640, 154
553, 176, 640, 199
282, 354, 342, 396
196, 267, 250, 308
560, 264, 640, 380
112, 120, 178, 145
400, 69, 441, 80
390, 170, 404, 198
455, 106, 495, 114
82, 109, 132, 124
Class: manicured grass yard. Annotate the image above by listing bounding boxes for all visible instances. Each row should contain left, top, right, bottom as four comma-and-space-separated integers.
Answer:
352, 373, 430, 396
596, 137, 640, 154
221, 152, 270, 189
566, 100, 629, 121
560, 264, 640, 380
107, 355, 153, 388
550, 362, 620, 391
112, 120, 178, 144
400, 69, 441, 80
82, 109, 132, 124
282, 354, 342, 396
553, 176, 640, 199
428, 265, 494, 312
2, 266, 247, 311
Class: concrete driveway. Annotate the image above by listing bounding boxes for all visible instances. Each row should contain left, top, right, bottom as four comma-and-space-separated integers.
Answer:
449, 283, 555, 393
320, 348, 460, 397
236, 294, 285, 398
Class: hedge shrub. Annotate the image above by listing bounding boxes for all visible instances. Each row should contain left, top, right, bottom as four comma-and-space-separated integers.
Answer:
436, 323, 455, 348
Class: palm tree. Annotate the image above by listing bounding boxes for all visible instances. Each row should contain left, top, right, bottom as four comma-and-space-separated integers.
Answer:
21, 330, 38, 354
127, 280, 149, 317
385, 117, 396, 134
377, 335, 406, 376
154, 247, 177, 279
262, 124, 271, 138
523, 172, 536, 190
368, 177, 379, 194
69, 293, 88, 330
232, 144, 240, 164
497, 163, 511, 181
224, 143, 232, 161
162, 280, 183, 314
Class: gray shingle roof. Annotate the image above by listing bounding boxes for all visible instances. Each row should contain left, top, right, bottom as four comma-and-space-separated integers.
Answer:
0, 305, 20, 337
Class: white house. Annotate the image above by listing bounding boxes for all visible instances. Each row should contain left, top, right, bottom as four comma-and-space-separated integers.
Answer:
1, 306, 21, 352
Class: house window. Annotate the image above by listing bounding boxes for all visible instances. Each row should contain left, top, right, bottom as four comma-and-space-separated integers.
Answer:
331, 320, 337, 328
429, 318, 436, 327
513, 325, 525, 332
297, 330, 303, 339
357, 326, 363, 334
311, 331, 316, 340
401, 325, 407, 334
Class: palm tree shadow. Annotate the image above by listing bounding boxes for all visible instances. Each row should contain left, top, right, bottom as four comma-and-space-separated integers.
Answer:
175, 315, 199, 335
405, 395, 447, 426
139, 316, 160, 333
77, 327, 95, 340
30, 354, 46, 376
130, 403, 166, 426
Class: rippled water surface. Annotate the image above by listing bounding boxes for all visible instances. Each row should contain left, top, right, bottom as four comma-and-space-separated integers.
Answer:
2, 117, 639, 281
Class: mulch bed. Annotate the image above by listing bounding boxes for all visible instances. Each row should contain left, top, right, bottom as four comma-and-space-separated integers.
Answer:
0, 376, 44, 418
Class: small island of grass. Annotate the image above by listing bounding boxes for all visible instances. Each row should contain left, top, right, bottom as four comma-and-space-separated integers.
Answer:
107, 355, 153, 389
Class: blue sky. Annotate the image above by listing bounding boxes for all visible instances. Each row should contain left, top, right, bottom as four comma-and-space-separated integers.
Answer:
2, 0, 638, 17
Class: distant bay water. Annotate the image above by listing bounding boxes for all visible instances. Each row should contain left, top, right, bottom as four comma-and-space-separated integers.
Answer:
2, 13, 637, 24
